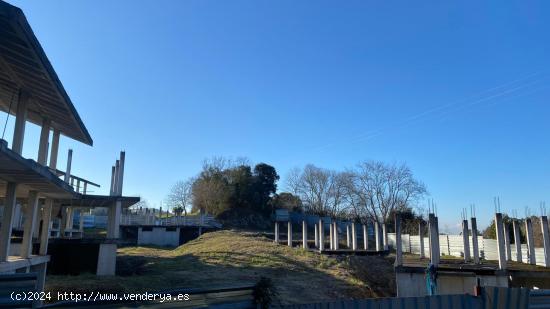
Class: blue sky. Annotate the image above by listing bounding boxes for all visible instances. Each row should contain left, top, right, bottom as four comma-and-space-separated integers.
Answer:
4, 0, 550, 231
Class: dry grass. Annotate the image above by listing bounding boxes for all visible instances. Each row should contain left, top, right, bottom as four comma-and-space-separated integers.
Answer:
46, 230, 394, 305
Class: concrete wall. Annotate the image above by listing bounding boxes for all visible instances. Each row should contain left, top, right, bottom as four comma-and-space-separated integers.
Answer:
137, 227, 180, 247
388, 233, 548, 266
396, 272, 508, 297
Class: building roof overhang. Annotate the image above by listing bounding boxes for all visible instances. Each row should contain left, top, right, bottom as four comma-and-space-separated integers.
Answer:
0, 1, 93, 145
57, 195, 140, 209
0, 139, 77, 199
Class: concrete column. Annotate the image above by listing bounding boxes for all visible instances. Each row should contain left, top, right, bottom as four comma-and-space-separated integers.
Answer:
37, 118, 51, 165
363, 224, 368, 250
504, 222, 512, 261
471, 217, 480, 264
346, 224, 351, 248
512, 220, 522, 262
114, 160, 120, 194
117, 151, 125, 195
59, 206, 67, 238
314, 223, 319, 248
110, 165, 116, 196
434, 216, 441, 257
32, 262, 47, 307
79, 208, 85, 234
64, 149, 72, 183
319, 219, 325, 251
352, 222, 357, 251
274, 222, 279, 243
33, 205, 42, 239
39, 199, 53, 255
395, 213, 403, 266
375, 221, 382, 251
495, 213, 507, 270
107, 201, 122, 239
429, 214, 440, 266
67, 207, 74, 230
287, 221, 293, 247
541, 216, 550, 267
329, 220, 334, 250
83, 182, 88, 195
49, 129, 60, 169
21, 191, 39, 258
526, 218, 536, 265
302, 221, 307, 249
462, 220, 471, 262
334, 222, 339, 250
419, 221, 425, 258
12, 91, 29, 155
383, 223, 388, 250
0, 183, 17, 261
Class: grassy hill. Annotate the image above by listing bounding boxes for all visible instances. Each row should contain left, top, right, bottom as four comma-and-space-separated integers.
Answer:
46, 230, 395, 305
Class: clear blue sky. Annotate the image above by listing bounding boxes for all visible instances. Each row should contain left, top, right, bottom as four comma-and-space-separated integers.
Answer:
5, 0, 550, 231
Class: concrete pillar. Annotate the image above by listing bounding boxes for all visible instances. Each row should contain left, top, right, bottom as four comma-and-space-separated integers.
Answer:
114, 160, 120, 194
429, 214, 440, 266
334, 222, 339, 250
504, 222, 512, 261
49, 129, 60, 169
12, 91, 29, 155
462, 219, 471, 262
59, 206, 67, 238
67, 207, 74, 230
110, 165, 116, 196
383, 223, 388, 250
395, 213, 403, 266
274, 222, 279, 243
329, 220, 334, 250
64, 149, 72, 183
39, 200, 53, 255
363, 224, 368, 250
346, 224, 351, 248
512, 220, 522, 263
375, 221, 382, 251
526, 218, 536, 265
21, 191, 39, 258
495, 213, 507, 270
79, 208, 85, 234
302, 221, 308, 249
287, 221, 293, 247
83, 182, 88, 195
471, 217, 480, 264
37, 118, 50, 165
541, 216, 550, 267
33, 205, 42, 239
0, 183, 17, 261
419, 221, 425, 258
314, 223, 319, 248
352, 222, 357, 251
32, 262, 47, 307
107, 201, 122, 239
116, 151, 125, 195
319, 219, 325, 251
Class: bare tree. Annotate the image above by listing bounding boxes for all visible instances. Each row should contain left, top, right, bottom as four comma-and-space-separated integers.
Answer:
349, 161, 427, 224
285, 164, 349, 217
166, 179, 193, 216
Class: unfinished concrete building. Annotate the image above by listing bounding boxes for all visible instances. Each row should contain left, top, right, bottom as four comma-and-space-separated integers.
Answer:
0, 0, 138, 294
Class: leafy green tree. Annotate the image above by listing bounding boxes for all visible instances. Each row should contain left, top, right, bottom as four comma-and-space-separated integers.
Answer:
270, 192, 303, 212
253, 163, 280, 211
190, 159, 279, 216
